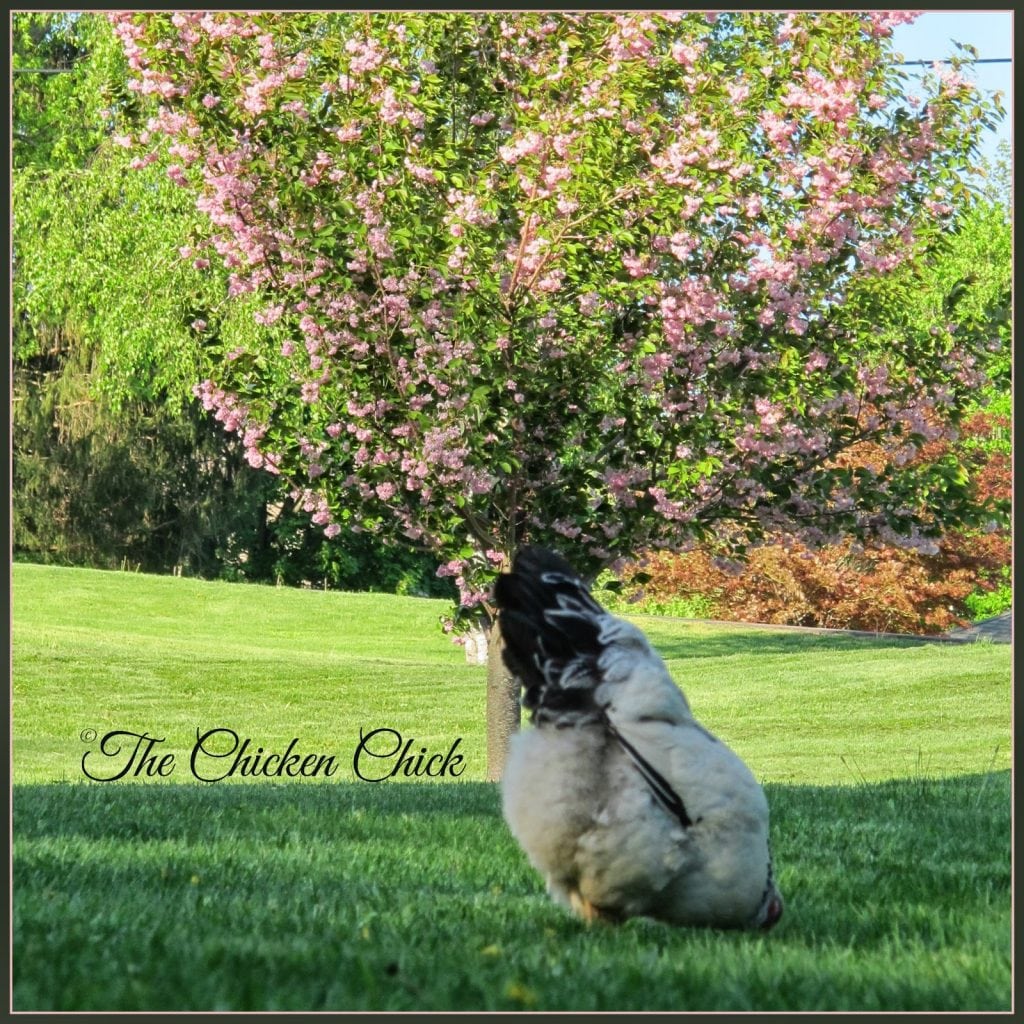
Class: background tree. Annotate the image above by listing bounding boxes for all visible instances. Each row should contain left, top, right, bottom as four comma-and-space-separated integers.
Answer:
13, 12, 451, 595
111, 11, 1005, 777
13, 11, 252, 576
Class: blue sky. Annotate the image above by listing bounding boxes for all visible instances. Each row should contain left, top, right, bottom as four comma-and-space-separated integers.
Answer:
891, 11, 1012, 166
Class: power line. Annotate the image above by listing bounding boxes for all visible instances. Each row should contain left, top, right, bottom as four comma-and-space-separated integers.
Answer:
897, 58, 1011, 66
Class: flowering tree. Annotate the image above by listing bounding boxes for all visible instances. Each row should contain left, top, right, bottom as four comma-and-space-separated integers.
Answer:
110, 10, 1003, 777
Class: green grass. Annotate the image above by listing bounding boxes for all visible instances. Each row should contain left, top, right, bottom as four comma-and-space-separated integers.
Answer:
12, 563, 1012, 1011
12, 563, 485, 784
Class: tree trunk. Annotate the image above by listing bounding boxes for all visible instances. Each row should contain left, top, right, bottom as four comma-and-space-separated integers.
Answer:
485, 618, 520, 782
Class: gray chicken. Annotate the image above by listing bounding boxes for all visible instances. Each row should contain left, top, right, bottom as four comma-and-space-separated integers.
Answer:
494, 545, 783, 931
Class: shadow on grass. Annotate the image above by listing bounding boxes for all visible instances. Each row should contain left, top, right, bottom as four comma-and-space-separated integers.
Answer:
15, 771, 1009, 889
13, 776, 503, 841
13, 769, 1009, 842
635, 622, 969, 661
13, 772, 1011, 1011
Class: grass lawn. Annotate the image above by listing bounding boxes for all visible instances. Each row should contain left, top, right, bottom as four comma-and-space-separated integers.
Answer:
12, 563, 1012, 1011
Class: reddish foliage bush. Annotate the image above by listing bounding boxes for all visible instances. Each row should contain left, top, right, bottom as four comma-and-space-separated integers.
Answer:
622, 408, 1010, 635
627, 541, 982, 634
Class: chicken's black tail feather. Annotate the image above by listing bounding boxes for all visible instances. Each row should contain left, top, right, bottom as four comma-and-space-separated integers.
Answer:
495, 546, 696, 828
493, 546, 608, 723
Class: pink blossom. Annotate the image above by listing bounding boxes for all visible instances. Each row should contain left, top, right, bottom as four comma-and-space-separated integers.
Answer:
670, 40, 705, 68
857, 364, 891, 399
542, 164, 572, 189
536, 270, 564, 293
255, 304, 284, 326
622, 252, 652, 278
367, 227, 394, 260
864, 11, 918, 37
743, 195, 763, 218
346, 35, 385, 74
167, 142, 198, 164
405, 158, 438, 184
377, 86, 404, 125
726, 81, 750, 104
498, 130, 545, 165
281, 99, 309, 120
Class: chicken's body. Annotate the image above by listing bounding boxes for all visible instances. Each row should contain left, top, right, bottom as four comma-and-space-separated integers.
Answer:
494, 546, 783, 931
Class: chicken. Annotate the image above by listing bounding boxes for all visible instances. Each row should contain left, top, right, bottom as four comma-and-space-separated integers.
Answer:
493, 545, 783, 931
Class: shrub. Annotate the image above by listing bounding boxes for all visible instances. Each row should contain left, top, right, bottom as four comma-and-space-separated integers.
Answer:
964, 574, 1012, 621
614, 406, 1010, 634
